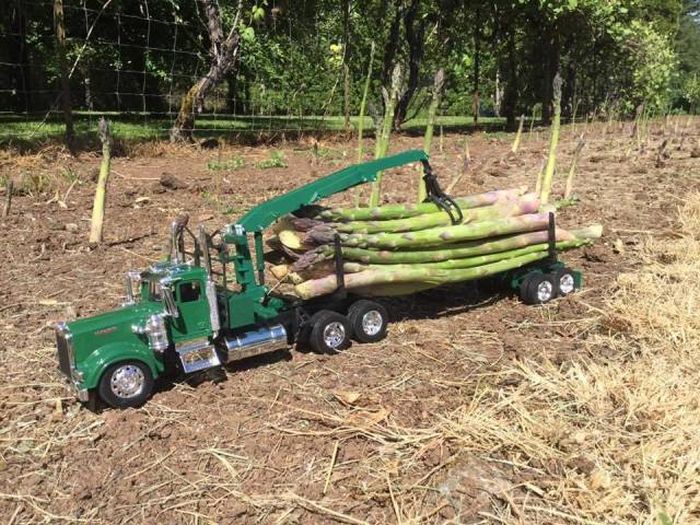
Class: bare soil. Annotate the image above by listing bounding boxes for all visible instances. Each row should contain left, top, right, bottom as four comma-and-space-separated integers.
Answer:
0, 119, 698, 523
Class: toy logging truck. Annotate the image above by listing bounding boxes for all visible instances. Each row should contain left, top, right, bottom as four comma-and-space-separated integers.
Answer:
55, 150, 581, 408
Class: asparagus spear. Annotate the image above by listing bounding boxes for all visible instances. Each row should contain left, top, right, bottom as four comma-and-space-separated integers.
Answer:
295, 224, 601, 267
304, 193, 540, 236
312, 213, 552, 250
294, 250, 553, 299
317, 187, 527, 221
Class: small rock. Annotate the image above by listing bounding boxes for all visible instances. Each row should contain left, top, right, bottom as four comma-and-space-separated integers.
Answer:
613, 238, 625, 254
65, 223, 79, 233
159, 172, 187, 190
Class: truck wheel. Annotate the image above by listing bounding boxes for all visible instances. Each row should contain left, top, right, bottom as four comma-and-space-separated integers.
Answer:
555, 268, 576, 296
98, 360, 154, 409
309, 310, 351, 353
348, 300, 388, 343
521, 273, 556, 305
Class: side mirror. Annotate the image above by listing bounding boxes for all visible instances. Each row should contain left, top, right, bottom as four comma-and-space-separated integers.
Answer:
162, 286, 180, 319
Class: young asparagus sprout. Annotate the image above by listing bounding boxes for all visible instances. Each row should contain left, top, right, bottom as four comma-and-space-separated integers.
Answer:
539, 73, 562, 206
89, 117, 112, 243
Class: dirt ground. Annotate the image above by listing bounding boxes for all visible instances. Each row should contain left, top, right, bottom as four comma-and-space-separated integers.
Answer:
0, 118, 698, 524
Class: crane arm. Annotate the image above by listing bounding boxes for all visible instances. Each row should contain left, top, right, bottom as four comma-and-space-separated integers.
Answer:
235, 149, 429, 233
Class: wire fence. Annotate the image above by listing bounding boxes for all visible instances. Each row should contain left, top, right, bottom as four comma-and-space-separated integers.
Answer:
0, 0, 360, 144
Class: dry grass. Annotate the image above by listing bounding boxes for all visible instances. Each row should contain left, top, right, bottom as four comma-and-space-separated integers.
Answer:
433, 194, 700, 523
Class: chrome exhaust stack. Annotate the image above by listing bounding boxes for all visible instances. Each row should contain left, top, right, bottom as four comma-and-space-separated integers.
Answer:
223, 324, 288, 362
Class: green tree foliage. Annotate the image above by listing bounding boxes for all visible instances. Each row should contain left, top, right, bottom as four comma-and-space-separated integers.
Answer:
0, 0, 697, 127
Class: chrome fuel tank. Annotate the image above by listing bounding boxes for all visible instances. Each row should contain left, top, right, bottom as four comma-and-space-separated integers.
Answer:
223, 324, 288, 362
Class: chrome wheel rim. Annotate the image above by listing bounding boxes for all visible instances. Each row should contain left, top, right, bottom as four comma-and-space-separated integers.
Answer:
559, 274, 575, 295
537, 281, 554, 302
361, 310, 383, 336
323, 322, 346, 349
110, 364, 145, 399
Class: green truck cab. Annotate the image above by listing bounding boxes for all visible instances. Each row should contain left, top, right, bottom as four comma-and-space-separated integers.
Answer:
54, 150, 581, 409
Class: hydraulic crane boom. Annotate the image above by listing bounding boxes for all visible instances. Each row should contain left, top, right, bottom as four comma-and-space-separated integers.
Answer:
237, 149, 429, 233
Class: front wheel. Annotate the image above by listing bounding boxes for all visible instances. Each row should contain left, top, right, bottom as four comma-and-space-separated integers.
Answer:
98, 360, 154, 409
348, 300, 389, 343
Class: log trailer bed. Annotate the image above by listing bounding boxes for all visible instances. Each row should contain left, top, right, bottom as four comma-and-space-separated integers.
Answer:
54, 150, 582, 408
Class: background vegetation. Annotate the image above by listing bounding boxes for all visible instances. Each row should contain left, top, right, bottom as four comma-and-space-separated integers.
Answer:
1, 0, 699, 145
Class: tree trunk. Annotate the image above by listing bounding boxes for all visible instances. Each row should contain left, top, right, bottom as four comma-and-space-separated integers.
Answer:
503, 27, 518, 129
170, 0, 243, 142
53, 0, 74, 147
342, 0, 352, 131
10, 0, 31, 113
472, 8, 481, 124
393, 0, 426, 129
541, 26, 560, 126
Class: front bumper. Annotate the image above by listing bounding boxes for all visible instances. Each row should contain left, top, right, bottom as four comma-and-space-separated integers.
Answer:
55, 322, 90, 402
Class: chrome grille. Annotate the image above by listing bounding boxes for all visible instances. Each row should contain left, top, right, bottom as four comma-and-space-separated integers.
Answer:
56, 330, 71, 377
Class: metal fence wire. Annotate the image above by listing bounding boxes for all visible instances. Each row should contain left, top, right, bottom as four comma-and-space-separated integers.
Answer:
0, 0, 343, 141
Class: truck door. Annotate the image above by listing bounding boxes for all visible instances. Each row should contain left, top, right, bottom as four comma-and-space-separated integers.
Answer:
170, 279, 212, 343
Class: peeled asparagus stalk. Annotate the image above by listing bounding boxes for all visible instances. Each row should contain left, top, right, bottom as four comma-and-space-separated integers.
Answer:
294, 250, 552, 300
316, 187, 527, 221
294, 224, 602, 269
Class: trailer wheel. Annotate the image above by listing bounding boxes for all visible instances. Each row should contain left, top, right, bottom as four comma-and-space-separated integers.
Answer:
555, 268, 576, 296
348, 300, 388, 343
521, 273, 557, 305
98, 360, 154, 409
309, 310, 351, 353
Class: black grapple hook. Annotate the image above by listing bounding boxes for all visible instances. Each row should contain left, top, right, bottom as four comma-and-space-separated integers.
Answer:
420, 159, 463, 225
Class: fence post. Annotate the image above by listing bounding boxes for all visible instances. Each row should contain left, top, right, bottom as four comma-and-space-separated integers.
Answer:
53, 0, 74, 147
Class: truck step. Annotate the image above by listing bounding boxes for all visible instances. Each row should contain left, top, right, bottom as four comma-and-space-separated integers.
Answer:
176, 338, 221, 374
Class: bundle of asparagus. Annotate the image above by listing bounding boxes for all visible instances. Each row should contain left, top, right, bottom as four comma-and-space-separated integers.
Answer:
268, 187, 601, 300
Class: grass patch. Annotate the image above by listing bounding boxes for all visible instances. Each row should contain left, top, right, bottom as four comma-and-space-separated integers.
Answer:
0, 112, 506, 152
256, 151, 287, 169
207, 157, 246, 171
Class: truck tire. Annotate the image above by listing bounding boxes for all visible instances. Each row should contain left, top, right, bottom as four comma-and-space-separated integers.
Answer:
555, 267, 576, 296
309, 310, 351, 353
520, 273, 556, 305
98, 360, 154, 409
348, 300, 388, 343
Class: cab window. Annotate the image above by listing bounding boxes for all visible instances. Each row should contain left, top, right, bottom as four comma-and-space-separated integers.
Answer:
179, 281, 201, 303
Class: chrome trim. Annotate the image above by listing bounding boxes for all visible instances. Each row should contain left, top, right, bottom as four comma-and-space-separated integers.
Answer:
132, 313, 170, 352
171, 220, 182, 264
109, 364, 146, 399
55, 322, 88, 401
205, 279, 220, 338
55, 321, 75, 375
176, 338, 220, 373
76, 388, 90, 402
223, 324, 288, 362
160, 279, 180, 319
122, 270, 142, 306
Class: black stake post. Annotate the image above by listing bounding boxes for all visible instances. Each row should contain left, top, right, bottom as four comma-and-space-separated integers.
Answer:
333, 234, 345, 292
547, 212, 557, 263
